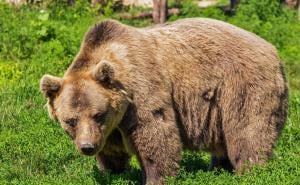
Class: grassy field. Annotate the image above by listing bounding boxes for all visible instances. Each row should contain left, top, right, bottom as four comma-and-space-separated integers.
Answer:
0, 0, 299, 184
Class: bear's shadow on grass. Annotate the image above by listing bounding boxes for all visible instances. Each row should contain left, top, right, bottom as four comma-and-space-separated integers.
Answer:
93, 153, 210, 184
180, 152, 210, 173
93, 165, 142, 184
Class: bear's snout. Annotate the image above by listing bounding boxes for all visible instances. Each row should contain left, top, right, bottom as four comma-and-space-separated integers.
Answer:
80, 142, 96, 156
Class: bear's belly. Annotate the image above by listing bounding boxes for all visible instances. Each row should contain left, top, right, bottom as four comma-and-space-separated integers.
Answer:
172, 86, 224, 151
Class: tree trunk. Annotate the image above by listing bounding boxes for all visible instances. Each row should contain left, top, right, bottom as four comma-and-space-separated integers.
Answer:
5, 0, 26, 6
230, 0, 239, 9
153, 0, 160, 24
283, 0, 300, 19
68, 0, 75, 6
298, 0, 300, 20
284, 0, 298, 7
92, 0, 105, 6
159, 0, 167, 23
152, 0, 168, 24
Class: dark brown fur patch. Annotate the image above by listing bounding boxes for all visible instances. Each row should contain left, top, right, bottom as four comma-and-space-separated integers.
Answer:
69, 54, 90, 72
71, 88, 89, 109
152, 108, 165, 121
84, 20, 125, 48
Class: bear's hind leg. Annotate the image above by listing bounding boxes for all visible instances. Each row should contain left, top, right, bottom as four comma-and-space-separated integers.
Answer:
221, 81, 286, 173
226, 137, 271, 173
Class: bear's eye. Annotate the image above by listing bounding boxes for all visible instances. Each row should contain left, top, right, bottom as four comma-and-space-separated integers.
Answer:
93, 112, 107, 124
65, 118, 78, 127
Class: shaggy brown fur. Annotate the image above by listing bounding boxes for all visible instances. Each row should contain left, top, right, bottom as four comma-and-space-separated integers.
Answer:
40, 18, 288, 184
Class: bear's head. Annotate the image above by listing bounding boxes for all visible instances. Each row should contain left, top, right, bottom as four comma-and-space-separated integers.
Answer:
40, 61, 130, 156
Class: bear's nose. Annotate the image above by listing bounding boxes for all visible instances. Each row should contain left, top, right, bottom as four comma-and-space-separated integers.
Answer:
80, 143, 96, 156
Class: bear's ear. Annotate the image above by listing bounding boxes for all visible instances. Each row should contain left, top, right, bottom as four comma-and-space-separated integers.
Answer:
93, 61, 115, 86
40, 74, 62, 98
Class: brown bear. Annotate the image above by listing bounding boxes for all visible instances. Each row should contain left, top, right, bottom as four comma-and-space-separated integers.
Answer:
40, 18, 288, 184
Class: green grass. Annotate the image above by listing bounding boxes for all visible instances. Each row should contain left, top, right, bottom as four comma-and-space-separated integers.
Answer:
0, 0, 299, 184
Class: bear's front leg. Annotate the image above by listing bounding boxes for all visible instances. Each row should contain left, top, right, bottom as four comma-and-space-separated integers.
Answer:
96, 152, 130, 173
209, 155, 233, 171
129, 106, 183, 185
96, 129, 130, 173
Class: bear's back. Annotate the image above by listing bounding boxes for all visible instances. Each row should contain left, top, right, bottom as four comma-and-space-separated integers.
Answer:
144, 18, 278, 68
140, 18, 283, 89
